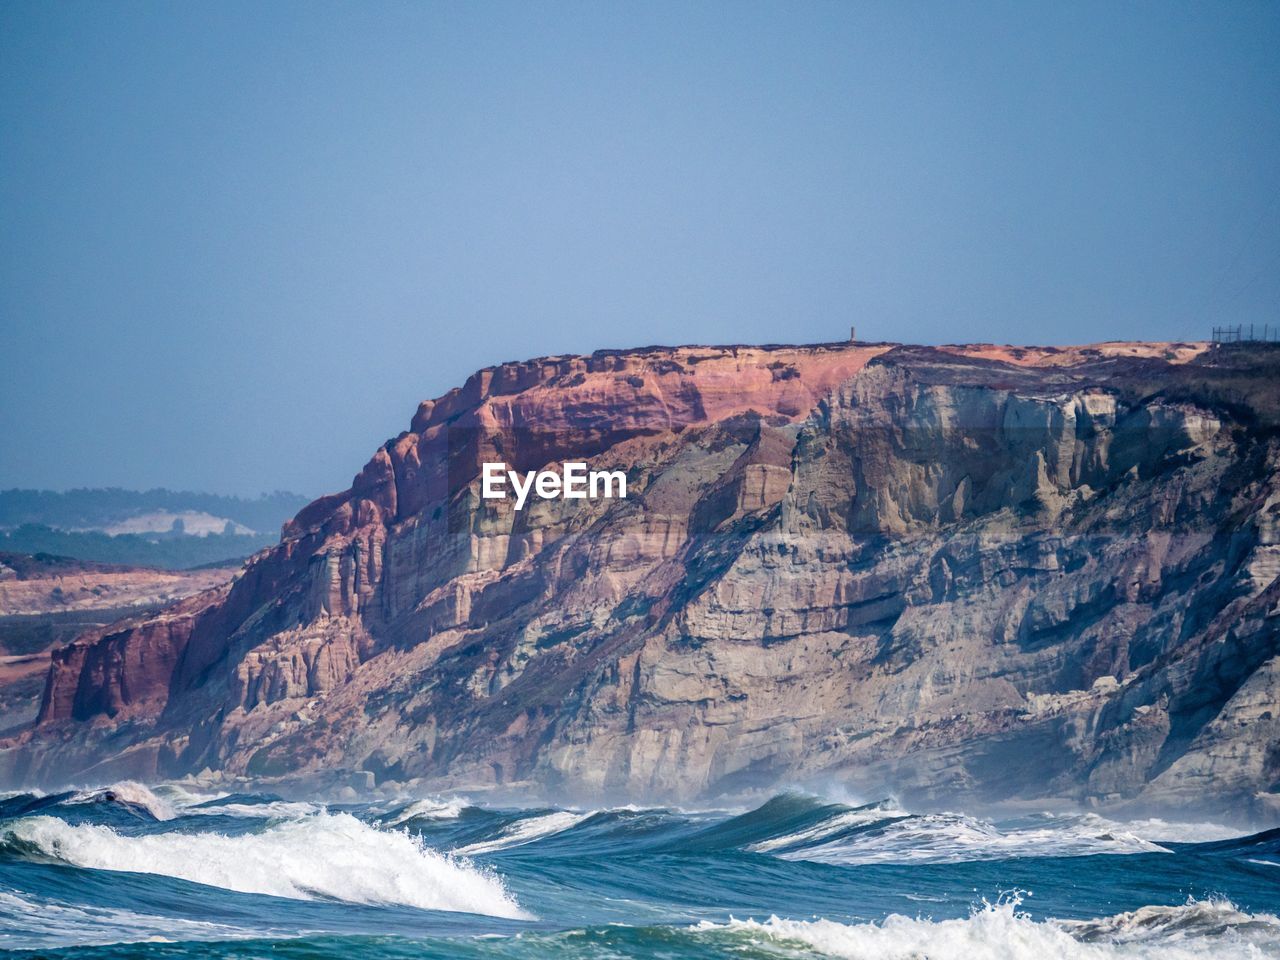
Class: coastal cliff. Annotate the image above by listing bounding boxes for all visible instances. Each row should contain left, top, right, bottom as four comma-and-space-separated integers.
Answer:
5, 341, 1278, 816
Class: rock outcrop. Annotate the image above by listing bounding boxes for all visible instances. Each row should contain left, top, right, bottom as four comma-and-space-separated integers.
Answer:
0, 555, 237, 734
3, 341, 1278, 818
0, 554, 233, 618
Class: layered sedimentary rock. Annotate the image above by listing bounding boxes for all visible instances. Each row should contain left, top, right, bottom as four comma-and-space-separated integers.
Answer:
4, 341, 1278, 817
0, 554, 233, 618
0, 555, 237, 733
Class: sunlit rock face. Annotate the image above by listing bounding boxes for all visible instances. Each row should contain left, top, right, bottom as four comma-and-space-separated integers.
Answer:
6, 340, 1279, 817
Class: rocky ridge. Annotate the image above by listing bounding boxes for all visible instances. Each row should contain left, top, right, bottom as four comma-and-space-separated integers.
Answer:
0, 554, 237, 734
3, 341, 1278, 818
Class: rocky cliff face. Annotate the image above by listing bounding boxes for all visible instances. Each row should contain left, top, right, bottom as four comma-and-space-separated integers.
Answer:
4, 341, 1278, 817
0, 555, 236, 735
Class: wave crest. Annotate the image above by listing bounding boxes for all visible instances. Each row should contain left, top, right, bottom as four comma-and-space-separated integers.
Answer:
454, 811, 590, 855
185, 799, 323, 819
1, 812, 530, 920
382, 796, 470, 826
699, 895, 1280, 959
1062, 896, 1280, 944
756, 806, 1178, 865
67, 781, 177, 821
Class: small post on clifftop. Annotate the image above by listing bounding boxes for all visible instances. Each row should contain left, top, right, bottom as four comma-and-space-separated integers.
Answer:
849, 325, 857, 342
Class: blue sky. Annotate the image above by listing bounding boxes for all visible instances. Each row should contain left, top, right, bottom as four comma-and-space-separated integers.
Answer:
2, 1, 1278, 496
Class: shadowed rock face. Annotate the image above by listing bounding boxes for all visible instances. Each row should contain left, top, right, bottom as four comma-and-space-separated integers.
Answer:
4, 341, 1279, 817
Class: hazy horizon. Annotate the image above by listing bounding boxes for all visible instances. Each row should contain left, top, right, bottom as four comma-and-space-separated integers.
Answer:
3, 1, 1278, 496
0, 332, 1241, 502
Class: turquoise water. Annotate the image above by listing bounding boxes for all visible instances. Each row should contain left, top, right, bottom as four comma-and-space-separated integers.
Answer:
1, 785, 1277, 958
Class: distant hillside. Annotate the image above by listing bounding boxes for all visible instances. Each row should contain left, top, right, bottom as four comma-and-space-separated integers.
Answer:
0, 488, 310, 537
0, 551, 136, 579
0, 551, 236, 733
0, 525, 274, 571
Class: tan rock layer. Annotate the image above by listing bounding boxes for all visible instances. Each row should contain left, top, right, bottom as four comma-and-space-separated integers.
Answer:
4, 341, 1278, 818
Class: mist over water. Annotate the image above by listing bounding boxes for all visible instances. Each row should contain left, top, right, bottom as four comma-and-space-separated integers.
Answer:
1, 783, 1277, 959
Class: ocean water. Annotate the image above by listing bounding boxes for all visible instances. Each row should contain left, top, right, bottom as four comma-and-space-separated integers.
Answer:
1, 784, 1278, 958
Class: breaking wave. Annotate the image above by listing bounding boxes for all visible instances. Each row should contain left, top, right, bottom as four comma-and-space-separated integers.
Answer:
453, 810, 591, 855
675, 794, 1228, 864
699, 895, 1280, 959
778, 810, 1172, 864
745, 800, 909, 854
715, 796, 1246, 865
0, 812, 530, 919
66, 781, 178, 822
184, 798, 324, 819
382, 796, 470, 826
1, 786, 1274, 957
1110, 817, 1245, 844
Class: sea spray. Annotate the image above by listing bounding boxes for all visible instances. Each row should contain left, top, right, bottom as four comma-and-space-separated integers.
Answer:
765, 809, 1172, 865
65, 782, 177, 822
697, 895, 1280, 960
453, 811, 591, 855
745, 802, 909, 854
1, 788, 1275, 958
183, 799, 324, 820
381, 796, 470, 827
2, 812, 530, 919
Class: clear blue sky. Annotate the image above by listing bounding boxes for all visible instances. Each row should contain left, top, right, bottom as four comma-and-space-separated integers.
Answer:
2, 1, 1278, 497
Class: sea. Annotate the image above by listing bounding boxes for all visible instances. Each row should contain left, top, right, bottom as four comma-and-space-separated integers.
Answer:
1, 782, 1277, 959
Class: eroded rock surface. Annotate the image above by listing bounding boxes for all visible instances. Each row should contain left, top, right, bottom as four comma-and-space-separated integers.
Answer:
0, 555, 237, 734
4, 341, 1278, 817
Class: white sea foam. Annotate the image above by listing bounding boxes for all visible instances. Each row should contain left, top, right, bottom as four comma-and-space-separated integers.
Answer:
774, 811, 1172, 865
1060, 897, 1280, 946
1109, 817, 1245, 844
151, 783, 227, 807
147, 782, 324, 819
3, 813, 530, 919
454, 811, 590, 855
698, 896, 1280, 959
0, 788, 45, 802
383, 796, 469, 826
187, 800, 324, 819
66, 781, 177, 821
747, 803, 909, 854
0, 889, 256, 951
